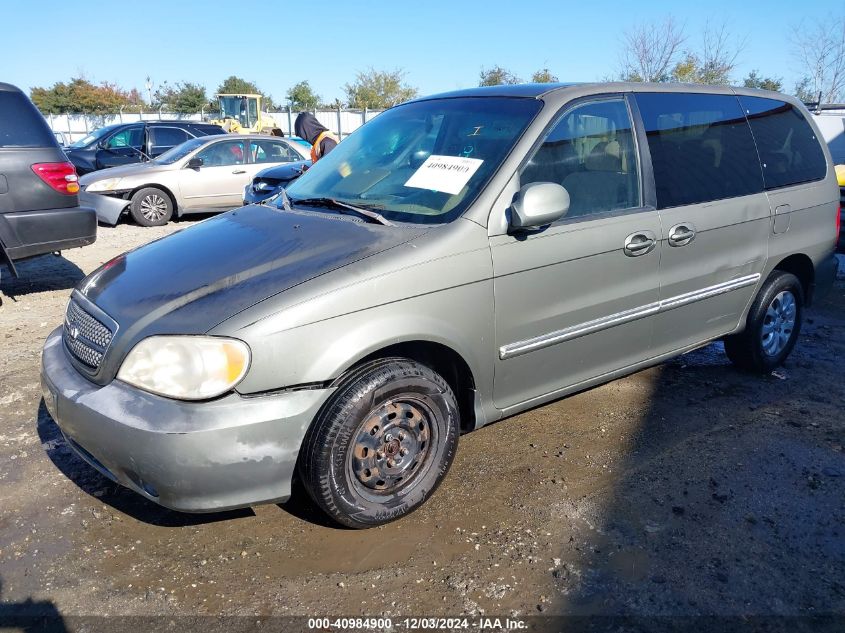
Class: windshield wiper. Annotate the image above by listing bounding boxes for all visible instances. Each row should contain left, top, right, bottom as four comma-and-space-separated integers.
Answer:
290, 197, 393, 226
278, 187, 293, 212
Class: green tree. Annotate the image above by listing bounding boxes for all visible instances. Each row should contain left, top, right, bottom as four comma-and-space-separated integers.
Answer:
216, 76, 275, 109
30, 77, 129, 114
344, 68, 418, 109
479, 65, 521, 86
287, 80, 321, 110
743, 70, 783, 92
794, 77, 817, 103
153, 81, 207, 113
531, 68, 559, 83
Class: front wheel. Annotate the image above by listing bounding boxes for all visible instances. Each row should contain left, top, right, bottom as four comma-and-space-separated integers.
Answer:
298, 358, 460, 528
724, 271, 803, 373
129, 187, 173, 226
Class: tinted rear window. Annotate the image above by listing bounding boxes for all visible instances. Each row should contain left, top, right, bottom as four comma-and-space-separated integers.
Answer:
635, 93, 763, 209
739, 96, 827, 189
0, 91, 56, 148
150, 126, 190, 147
193, 125, 227, 136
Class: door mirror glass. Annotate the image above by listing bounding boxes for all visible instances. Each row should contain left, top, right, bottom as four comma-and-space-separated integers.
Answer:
186, 157, 203, 170
509, 182, 570, 230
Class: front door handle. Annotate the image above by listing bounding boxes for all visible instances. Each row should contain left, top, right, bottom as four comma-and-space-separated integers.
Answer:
668, 223, 696, 247
623, 231, 657, 257
232, 169, 246, 174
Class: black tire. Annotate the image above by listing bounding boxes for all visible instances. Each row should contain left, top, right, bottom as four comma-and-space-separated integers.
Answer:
724, 271, 803, 373
129, 187, 173, 226
298, 358, 460, 528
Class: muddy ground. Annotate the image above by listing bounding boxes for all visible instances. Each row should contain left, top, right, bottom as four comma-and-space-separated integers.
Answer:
1, 217, 844, 629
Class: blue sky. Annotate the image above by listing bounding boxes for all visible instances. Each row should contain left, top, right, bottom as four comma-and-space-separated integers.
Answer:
5, 0, 840, 104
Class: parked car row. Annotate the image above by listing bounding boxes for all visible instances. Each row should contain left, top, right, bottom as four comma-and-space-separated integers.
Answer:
64, 121, 228, 175
79, 134, 310, 226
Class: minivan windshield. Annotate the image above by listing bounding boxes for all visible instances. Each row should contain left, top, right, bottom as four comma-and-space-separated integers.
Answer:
68, 124, 120, 149
284, 97, 542, 224
154, 137, 207, 164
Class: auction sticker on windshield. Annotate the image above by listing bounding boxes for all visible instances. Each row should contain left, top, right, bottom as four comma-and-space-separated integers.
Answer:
404, 155, 483, 195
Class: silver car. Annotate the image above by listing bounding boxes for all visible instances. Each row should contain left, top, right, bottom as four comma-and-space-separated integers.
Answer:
42, 83, 839, 528
79, 134, 310, 226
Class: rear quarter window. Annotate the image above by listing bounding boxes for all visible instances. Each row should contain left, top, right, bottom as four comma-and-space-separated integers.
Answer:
739, 96, 827, 189
635, 92, 763, 209
0, 91, 57, 148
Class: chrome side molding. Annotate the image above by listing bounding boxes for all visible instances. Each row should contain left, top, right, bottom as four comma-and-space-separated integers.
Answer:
500, 273, 761, 360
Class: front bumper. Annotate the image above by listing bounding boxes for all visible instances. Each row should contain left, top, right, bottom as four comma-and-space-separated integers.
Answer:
40, 327, 333, 512
79, 190, 129, 226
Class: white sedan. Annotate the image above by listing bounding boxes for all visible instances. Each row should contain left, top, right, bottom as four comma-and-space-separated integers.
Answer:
79, 134, 310, 226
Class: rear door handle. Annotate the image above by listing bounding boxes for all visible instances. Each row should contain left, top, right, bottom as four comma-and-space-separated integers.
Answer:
232, 169, 246, 174
668, 223, 696, 247
623, 231, 657, 257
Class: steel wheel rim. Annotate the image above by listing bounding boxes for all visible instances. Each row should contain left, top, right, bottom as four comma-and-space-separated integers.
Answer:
348, 397, 436, 496
761, 290, 796, 357
140, 194, 168, 221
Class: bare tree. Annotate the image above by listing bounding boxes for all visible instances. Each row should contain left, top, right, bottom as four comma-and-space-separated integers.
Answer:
697, 20, 747, 84
791, 15, 845, 103
619, 17, 686, 82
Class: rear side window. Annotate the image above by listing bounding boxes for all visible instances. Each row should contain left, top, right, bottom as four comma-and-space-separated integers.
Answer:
739, 96, 827, 189
150, 127, 190, 147
635, 93, 763, 209
0, 91, 56, 148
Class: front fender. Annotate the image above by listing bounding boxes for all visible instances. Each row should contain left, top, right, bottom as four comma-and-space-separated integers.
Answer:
232, 278, 495, 399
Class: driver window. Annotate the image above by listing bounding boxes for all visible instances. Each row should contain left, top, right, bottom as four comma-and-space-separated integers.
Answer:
106, 127, 143, 149
195, 140, 246, 167
521, 99, 640, 219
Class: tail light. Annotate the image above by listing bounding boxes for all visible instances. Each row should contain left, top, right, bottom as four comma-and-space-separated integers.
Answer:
837, 205, 841, 238
30, 162, 80, 195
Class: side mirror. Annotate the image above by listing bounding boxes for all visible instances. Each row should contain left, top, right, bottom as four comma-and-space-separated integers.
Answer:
186, 157, 203, 170
97, 140, 109, 150
509, 182, 570, 231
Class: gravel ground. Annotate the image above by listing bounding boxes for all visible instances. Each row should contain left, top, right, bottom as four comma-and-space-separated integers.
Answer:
1, 219, 843, 626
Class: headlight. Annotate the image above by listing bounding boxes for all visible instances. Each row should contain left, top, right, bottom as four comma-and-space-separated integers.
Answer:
86, 177, 123, 193
117, 336, 251, 400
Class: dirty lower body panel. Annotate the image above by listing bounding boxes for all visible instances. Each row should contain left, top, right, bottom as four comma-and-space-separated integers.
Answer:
40, 327, 332, 512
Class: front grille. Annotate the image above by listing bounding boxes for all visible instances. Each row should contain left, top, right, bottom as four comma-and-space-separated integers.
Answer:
63, 298, 114, 370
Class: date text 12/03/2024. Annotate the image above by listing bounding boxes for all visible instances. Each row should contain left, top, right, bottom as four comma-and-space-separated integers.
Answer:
306, 617, 528, 630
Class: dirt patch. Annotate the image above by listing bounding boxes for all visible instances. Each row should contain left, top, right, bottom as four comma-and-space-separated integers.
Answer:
1, 223, 843, 620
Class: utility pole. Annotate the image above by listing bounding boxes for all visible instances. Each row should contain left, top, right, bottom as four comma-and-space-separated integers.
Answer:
145, 76, 154, 106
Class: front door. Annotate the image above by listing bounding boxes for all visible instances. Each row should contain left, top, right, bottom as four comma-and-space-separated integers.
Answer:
96, 125, 145, 169
491, 97, 662, 410
179, 139, 249, 210
632, 92, 771, 355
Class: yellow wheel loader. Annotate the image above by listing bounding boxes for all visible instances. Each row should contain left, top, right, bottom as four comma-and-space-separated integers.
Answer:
210, 94, 279, 134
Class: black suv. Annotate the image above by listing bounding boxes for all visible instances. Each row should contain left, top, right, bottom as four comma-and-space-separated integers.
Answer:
0, 83, 95, 275
65, 120, 226, 175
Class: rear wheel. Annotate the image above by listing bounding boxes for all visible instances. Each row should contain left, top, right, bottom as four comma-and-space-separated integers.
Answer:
724, 271, 803, 373
130, 187, 173, 226
298, 358, 459, 528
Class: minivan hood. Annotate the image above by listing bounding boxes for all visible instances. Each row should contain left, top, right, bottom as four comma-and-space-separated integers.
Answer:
78, 205, 427, 367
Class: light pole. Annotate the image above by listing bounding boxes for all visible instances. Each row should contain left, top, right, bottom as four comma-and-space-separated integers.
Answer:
145, 76, 153, 106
